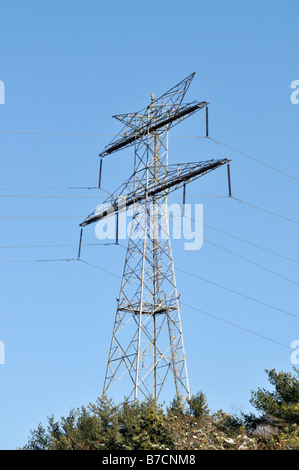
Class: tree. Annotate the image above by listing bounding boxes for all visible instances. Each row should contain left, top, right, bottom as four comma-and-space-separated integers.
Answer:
243, 368, 299, 450
166, 394, 186, 417
247, 368, 299, 430
188, 391, 210, 421
21, 369, 299, 450
23, 397, 121, 450
118, 398, 168, 450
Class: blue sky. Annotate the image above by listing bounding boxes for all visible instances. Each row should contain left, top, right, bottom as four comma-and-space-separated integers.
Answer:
0, 0, 298, 449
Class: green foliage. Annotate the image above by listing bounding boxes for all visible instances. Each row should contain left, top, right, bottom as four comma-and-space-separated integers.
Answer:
249, 368, 299, 429
166, 394, 186, 417
188, 391, 209, 421
118, 398, 168, 450
243, 367, 299, 449
21, 368, 299, 450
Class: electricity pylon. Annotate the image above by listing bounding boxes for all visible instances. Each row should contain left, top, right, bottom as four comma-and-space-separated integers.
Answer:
80, 73, 230, 402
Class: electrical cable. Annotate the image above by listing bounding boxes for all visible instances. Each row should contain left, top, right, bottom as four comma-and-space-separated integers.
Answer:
169, 218, 299, 287
231, 197, 299, 225
1, 130, 297, 181
78, 258, 121, 279
176, 266, 299, 320
200, 218, 299, 265
76, 257, 293, 351
205, 137, 299, 183
0, 258, 76, 264
204, 237, 299, 286
181, 302, 292, 350
0, 249, 294, 348
0, 201, 297, 264
0, 242, 119, 249
3, 239, 294, 319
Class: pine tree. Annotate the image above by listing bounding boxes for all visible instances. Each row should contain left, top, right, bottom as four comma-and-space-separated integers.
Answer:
248, 368, 299, 430
188, 391, 210, 421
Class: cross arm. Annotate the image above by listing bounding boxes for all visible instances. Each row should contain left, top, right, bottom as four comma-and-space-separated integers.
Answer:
80, 158, 230, 227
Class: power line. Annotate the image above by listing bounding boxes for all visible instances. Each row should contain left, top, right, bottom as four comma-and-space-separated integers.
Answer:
0, 252, 294, 349
206, 137, 299, 183
1, 130, 297, 182
0, 258, 76, 264
0, 194, 226, 199
176, 266, 299, 320
0, 187, 101, 190
180, 214, 299, 265
201, 218, 299, 265
1, 216, 297, 285
0, 195, 297, 264
76, 258, 292, 351
0, 237, 297, 318
0, 193, 297, 225
204, 237, 299, 287
0, 216, 83, 219
2, 252, 296, 322
181, 302, 292, 350
0, 242, 119, 249
1, 238, 296, 319
1, 214, 297, 285
0, 131, 208, 138
169, 218, 299, 287
78, 258, 122, 279
231, 197, 299, 225
0, 131, 117, 137
0, 131, 207, 138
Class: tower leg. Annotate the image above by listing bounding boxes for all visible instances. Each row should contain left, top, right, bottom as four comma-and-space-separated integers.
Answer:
103, 197, 190, 402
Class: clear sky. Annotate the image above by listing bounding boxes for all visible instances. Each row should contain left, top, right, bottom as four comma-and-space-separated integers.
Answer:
0, 0, 298, 450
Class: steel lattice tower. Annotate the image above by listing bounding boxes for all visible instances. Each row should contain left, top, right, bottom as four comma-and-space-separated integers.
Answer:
80, 73, 230, 402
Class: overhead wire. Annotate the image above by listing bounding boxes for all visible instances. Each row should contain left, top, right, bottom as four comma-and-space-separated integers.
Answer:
78, 258, 122, 279
0, 237, 295, 347
1, 95, 297, 359
0, 187, 101, 190
0, 128, 297, 336
203, 237, 298, 286
231, 197, 299, 225
76, 257, 293, 350
0, 194, 227, 199
181, 302, 291, 350
0, 131, 116, 137
1, 235, 296, 320
0, 191, 297, 264
1, 234, 297, 319
0, 215, 83, 219
175, 266, 299, 320
169, 218, 299, 287
205, 136, 299, 183
198, 217, 299, 265
0, 258, 76, 264
0, 211, 297, 284
0, 242, 119, 249
0, 131, 298, 182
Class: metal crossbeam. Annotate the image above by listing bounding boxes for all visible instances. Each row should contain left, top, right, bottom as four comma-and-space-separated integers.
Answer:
100, 102, 208, 158
81, 73, 230, 403
80, 158, 229, 227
